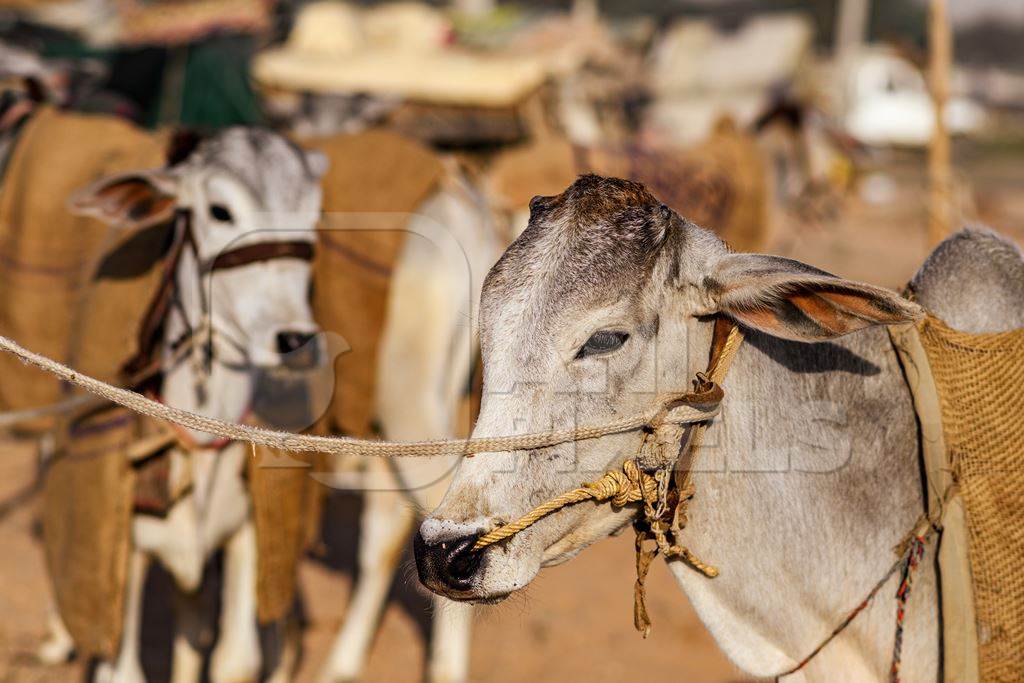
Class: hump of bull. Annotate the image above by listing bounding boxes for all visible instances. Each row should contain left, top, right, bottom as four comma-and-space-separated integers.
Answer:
910, 226, 1024, 334
905, 227, 1024, 681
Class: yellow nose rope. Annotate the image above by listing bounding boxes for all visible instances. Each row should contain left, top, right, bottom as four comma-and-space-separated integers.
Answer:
473, 460, 658, 549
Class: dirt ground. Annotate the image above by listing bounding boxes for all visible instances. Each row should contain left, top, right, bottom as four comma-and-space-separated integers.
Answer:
0, 147, 1021, 682
0, 435, 744, 683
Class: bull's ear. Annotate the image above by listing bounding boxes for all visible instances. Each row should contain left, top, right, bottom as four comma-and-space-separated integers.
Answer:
706, 253, 922, 341
69, 171, 178, 229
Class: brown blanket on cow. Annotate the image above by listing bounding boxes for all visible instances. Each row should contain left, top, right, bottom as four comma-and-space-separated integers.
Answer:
304, 129, 445, 437
42, 405, 140, 659
249, 442, 323, 623
0, 106, 169, 423
913, 316, 1024, 680
487, 119, 769, 252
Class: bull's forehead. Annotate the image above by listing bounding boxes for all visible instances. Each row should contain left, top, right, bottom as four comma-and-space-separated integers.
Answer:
191, 128, 317, 210
480, 175, 668, 347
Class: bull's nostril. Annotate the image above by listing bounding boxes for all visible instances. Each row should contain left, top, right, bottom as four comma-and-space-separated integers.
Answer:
413, 530, 430, 579
443, 535, 483, 586
414, 531, 484, 593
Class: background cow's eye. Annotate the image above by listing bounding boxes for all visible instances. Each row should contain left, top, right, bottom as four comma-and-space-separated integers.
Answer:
209, 204, 233, 223
576, 330, 630, 359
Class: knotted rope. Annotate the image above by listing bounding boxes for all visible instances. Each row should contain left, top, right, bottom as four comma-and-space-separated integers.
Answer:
474, 460, 657, 549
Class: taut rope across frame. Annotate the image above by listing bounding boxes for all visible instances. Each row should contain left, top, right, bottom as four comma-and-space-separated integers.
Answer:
0, 333, 722, 458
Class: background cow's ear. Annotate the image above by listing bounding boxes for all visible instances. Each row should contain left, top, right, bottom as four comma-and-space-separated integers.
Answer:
706, 252, 922, 341
69, 171, 178, 229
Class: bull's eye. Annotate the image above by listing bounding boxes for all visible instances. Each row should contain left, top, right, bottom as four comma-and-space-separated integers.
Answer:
209, 204, 233, 223
576, 330, 630, 359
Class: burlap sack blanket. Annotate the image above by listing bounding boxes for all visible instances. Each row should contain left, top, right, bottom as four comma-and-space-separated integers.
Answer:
0, 106, 169, 419
912, 316, 1024, 682
249, 442, 323, 623
304, 129, 444, 438
0, 107, 181, 660
487, 119, 769, 252
42, 406, 140, 659
47, 416, 326, 645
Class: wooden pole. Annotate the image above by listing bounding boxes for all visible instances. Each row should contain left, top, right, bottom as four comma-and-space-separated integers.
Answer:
451, 0, 495, 17
835, 0, 870, 62
834, 0, 870, 114
928, 0, 953, 246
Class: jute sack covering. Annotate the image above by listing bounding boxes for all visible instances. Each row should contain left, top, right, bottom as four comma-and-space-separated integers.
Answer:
249, 441, 322, 623
0, 106, 167, 419
42, 406, 140, 659
303, 130, 445, 438
487, 119, 769, 252
914, 315, 1024, 682
70, 222, 174, 384
388, 101, 526, 147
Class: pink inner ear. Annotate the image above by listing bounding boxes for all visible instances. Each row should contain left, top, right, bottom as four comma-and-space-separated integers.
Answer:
789, 292, 853, 334
816, 289, 900, 321
93, 179, 173, 224
729, 287, 894, 339
732, 306, 784, 333
96, 180, 147, 213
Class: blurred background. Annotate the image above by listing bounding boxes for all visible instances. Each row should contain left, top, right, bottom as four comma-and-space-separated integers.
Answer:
0, 0, 1021, 681
0, 0, 1015, 279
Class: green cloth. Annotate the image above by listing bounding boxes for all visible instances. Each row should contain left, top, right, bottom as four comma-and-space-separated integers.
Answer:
39, 29, 265, 129
176, 34, 265, 129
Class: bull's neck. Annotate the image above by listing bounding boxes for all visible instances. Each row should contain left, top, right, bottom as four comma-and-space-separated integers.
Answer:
159, 248, 251, 446
667, 320, 936, 678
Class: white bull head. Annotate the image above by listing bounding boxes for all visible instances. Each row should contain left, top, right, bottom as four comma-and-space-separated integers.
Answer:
72, 127, 329, 440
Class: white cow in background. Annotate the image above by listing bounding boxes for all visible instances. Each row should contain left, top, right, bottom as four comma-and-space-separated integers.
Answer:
42, 127, 327, 683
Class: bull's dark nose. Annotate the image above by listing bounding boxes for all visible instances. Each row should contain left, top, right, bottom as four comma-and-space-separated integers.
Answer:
276, 330, 315, 355
414, 531, 483, 593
